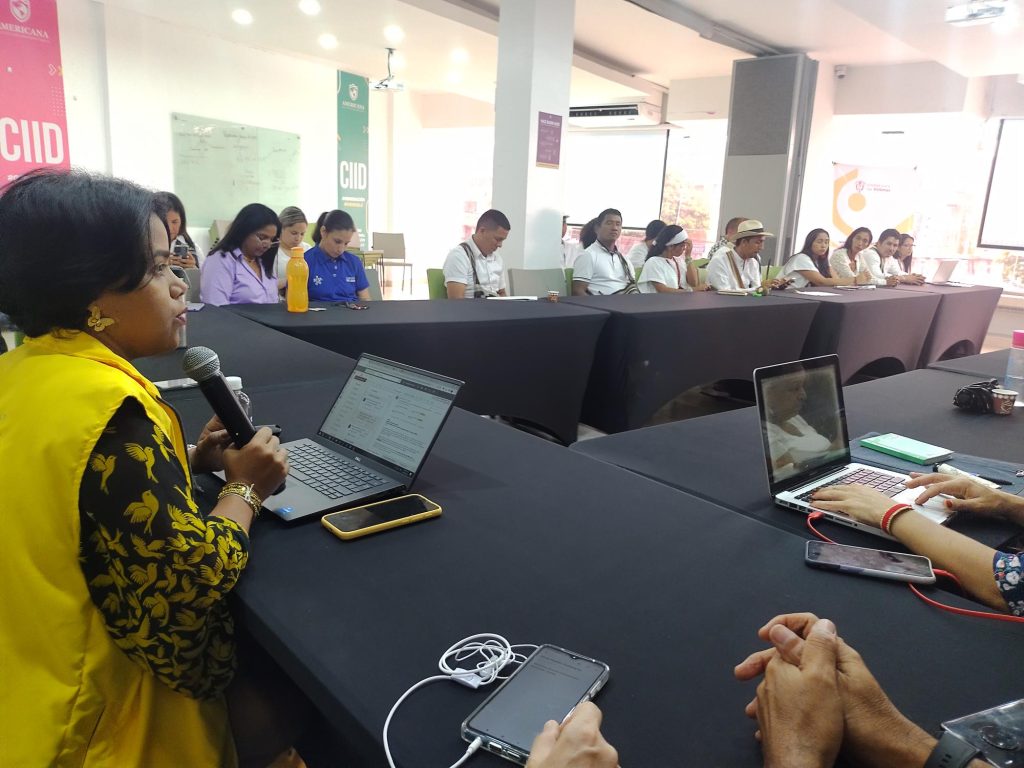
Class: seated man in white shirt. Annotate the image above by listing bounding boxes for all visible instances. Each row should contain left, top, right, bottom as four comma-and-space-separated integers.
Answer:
561, 214, 582, 269
856, 228, 925, 286
626, 219, 666, 269
571, 208, 637, 295
443, 209, 510, 299
706, 219, 786, 291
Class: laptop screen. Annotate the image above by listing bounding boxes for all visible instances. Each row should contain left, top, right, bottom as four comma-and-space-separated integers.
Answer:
753, 355, 852, 493
318, 355, 462, 479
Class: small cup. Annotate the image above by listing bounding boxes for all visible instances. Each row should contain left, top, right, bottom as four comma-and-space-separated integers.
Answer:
547, 290, 560, 303
992, 388, 1017, 415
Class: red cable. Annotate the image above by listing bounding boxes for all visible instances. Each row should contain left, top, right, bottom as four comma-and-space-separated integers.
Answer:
805, 512, 1024, 625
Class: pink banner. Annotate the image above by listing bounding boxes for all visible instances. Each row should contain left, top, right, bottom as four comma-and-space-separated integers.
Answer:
0, 0, 69, 182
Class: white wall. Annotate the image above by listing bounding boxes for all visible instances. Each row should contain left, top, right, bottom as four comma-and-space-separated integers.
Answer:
59, 0, 111, 174
796, 61, 837, 246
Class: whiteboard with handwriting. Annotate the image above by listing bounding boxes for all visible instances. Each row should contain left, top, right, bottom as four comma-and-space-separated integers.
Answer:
171, 113, 300, 226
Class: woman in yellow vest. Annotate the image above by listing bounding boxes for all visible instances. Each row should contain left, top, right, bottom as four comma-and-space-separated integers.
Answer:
0, 170, 289, 766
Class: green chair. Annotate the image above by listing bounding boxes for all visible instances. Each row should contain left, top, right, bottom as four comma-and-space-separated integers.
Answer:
427, 268, 447, 300
763, 265, 783, 281
697, 266, 708, 286
304, 221, 317, 246
564, 268, 574, 296
691, 257, 709, 269
634, 266, 642, 280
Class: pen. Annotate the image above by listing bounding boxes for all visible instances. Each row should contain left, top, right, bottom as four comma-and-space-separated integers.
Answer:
934, 463, 1008, 489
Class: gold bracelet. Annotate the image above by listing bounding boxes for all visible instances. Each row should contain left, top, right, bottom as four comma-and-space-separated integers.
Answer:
217, 482, 263, 517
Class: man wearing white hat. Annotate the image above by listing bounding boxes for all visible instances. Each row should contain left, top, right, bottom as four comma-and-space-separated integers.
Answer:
706, 219, 780, 291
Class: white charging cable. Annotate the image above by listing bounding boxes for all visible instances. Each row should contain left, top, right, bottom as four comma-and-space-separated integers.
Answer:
383, 632, 538, 768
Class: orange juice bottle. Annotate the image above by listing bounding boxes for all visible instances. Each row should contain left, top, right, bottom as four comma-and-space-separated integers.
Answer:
286, 246, 309, 312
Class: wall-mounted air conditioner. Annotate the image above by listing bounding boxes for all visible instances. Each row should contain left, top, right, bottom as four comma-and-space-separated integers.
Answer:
568, 100, 663, 128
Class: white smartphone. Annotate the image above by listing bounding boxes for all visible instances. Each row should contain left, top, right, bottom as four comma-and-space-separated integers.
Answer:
153, 377, 199, 391
461, 645, 609, 765
805, 540, 936, 584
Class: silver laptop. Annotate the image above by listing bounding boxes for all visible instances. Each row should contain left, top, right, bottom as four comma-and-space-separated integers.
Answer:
753, 355, 953, 539
926, 259, 961, 285
265, 354, 463, 522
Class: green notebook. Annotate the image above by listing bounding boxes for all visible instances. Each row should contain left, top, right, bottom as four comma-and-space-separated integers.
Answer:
860, 433, 953, 465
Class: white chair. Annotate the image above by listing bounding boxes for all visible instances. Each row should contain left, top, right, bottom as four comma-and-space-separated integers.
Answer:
507, 268, 567, 297
364, 268, 383, 301
372, 232, 413, 293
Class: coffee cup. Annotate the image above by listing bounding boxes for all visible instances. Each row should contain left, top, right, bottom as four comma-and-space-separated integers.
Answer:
992, 388, 1017, 415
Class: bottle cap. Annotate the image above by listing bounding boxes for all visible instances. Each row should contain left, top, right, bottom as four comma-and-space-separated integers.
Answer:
225, 375, 243, 391
291, 246, 305, 256
1013, 330, 1024, 349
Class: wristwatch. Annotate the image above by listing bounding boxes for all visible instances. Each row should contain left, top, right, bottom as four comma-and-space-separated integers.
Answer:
923, 732, 981, 768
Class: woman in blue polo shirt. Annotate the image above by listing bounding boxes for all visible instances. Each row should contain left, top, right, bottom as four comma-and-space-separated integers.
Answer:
305, 209, 371, 302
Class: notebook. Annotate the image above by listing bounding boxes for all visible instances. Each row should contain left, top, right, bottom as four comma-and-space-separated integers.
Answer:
926, 259, 961, 285
753, 355, 953, 539
264, 354, 463, 522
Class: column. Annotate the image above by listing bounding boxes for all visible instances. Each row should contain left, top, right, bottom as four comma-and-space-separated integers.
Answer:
492, 0, 575, 271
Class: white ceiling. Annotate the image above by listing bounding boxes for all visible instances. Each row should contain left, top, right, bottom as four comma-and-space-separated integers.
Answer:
101, 0, 1024, 105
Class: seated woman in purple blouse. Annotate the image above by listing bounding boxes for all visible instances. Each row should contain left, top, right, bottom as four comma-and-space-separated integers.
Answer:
200, 204, 281, 306
305, 209, 371, 303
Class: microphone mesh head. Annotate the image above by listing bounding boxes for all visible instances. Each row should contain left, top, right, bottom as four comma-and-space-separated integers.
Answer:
182, 346, 221, 381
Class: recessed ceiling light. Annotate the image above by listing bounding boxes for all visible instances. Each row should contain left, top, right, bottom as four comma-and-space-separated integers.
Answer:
298, 0, 321, 15
446, 70, 463, 85
231, 8, 253, 25
450, 47, 469, 64
383, 25, 405, 45
318, 33, 338, 50
390, 51, 407, 71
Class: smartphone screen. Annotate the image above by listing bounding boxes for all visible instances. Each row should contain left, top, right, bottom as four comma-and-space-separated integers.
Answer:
154, 377, 198, 391
805, 540, 935, 583
323, 494, 437, 533
463, 645, 609, 762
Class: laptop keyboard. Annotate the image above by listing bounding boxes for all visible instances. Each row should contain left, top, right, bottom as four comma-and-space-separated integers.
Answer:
288, 442, 388, 499
796, 468, 906, 502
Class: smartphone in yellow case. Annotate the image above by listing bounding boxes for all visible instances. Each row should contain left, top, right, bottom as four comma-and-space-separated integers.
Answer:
320, 493, 441, 540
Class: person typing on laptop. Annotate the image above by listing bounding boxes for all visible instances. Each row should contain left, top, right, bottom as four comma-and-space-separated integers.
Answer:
812, 473, 1024, 615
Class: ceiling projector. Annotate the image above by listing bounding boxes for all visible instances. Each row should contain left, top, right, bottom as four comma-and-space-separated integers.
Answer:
945, 0, 1010, 25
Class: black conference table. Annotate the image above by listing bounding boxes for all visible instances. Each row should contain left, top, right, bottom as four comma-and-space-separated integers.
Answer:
165, 376, 1021, 768
135, 305, 353, 387
930, 348, 1010, 380
572, 367, 1024, 549
775, 287, 940, 382
560, 292, 819, 433
892, 283, 1001, 366
228, 300, 608, 445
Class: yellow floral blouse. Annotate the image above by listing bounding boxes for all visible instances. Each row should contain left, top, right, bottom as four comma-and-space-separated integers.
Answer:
78, 398, 249, 700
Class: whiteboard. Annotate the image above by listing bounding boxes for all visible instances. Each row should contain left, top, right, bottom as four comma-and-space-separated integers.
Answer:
171, 113, 300, 226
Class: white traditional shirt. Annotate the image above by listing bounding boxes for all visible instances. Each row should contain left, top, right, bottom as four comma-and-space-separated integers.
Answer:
857, 247, 904, 285
443, 237, 506, 297
638, 257, 691, 293
829, 248, 856, 279
626, 242, 649, 269
780, 253, 820, 289
706, 247, 760, 291
572, 241, 633, 295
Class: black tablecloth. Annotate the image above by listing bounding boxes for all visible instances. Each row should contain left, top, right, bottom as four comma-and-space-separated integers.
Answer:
893, 284, 1002, 365
572, 368, 1024, 548
560, 292, 818, 433
135, 305, 353, 388
778, 288, 940, 382
929, 348, 1010, 379
228, 300, 607, 445
165, 379, 1021, 767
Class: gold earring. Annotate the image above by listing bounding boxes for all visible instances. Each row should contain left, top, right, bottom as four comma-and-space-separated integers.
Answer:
86, 305, 116, 332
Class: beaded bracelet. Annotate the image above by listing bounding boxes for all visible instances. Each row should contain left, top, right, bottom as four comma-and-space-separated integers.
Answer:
881, 503, 912, 535
217, 482, 262, 518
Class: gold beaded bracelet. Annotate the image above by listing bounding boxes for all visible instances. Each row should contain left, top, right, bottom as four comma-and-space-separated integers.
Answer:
217, 482, 263, 518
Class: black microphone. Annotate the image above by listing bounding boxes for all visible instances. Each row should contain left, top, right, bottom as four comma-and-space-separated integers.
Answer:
182, 346, 257, 447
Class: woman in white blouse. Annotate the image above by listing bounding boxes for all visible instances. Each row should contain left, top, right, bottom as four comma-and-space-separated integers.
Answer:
764, 367, 842, 479
637, 225, 699, 293
828, 227, 871, 279
780, 229, 869, 288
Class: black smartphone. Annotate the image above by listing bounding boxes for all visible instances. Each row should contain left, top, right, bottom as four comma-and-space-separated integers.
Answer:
461, 645, 609, 765
805, 540, 935, 584
321, 494, 441, 540
344, 302, 368, 310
